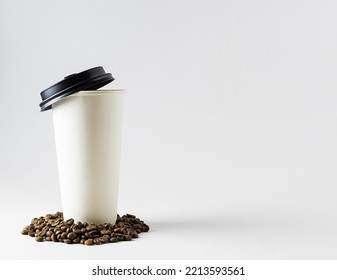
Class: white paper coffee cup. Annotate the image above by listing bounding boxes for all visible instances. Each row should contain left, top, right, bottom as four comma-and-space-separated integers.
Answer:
52, 90, 124, 224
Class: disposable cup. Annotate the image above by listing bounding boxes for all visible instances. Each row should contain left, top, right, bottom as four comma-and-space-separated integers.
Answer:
52, 90, 124, 224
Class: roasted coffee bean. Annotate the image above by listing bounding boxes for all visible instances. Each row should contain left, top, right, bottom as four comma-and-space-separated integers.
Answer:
51, 234, 58, 242
51, 221, 59, 227
102, 235, 110, 241
97, 224, 105, 231
73, 238, 80, 243
84, 239, 93, 246
133, 224, 141, 230
22, 212, 149, 246
110, 237, 118, 243
66, 219, 74, 226
94, 238, 101, 245
100, 230, 111, 235
117, 235, 125, 241
142, 225, 150, 232
86, 225, 96, 231
89, 230, 97, 235
40, 229, 48, 237
85, 232, 92, 239
99, 237, 108, 243
67, 232, 77, 240
35, 236, 43, 242
126, 214, 135, 218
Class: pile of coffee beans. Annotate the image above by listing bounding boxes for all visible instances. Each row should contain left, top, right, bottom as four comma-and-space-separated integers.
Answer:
21, 212, 149, 246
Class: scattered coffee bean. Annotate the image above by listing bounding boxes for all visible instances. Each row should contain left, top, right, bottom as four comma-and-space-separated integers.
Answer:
66, 218, 74, 226
94, 238, 101, 245
51, 234, 58, 242
86, 225, 96, 231
21, 227, 29, 235
100, 229, 111, 235
133, 224, 141, 230
142, 225, 150, 232
21, 212, 150, 246
73, 238, 80, 243
110, 237, 118, 243
84, 239, 93, 246
72, 226, 81, 234
67, 232, 77, 240
85, 232, 92, 238
35, 236, 43, 242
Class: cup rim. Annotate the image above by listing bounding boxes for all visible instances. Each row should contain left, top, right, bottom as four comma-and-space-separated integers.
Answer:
73, 89, 125, 95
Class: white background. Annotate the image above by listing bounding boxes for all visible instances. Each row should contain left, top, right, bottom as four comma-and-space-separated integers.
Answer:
0, 0, 337, 259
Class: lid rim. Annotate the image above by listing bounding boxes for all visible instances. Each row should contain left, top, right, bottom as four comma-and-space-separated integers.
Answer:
40, 66, 108, 99
39, 66, 114, 112
39, 74, 113, 107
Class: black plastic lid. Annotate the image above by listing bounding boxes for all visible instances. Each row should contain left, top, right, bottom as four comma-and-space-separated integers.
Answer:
39, 66, 114, 111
